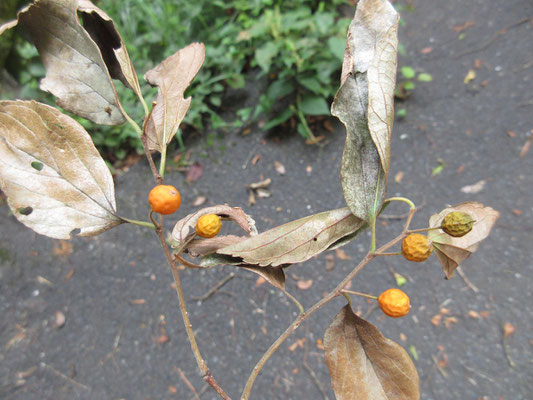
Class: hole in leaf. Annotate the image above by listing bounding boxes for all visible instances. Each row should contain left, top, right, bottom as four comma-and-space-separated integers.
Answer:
69, 228, 81, 237
313, 237, 318, 242
18, 206, 33, 216
31, 161, 44, 171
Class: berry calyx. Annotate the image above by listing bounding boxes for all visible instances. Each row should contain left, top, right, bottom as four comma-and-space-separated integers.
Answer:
441, 211, 475, 237
196, 214, 222, 238
401, 233, 432, 262
148, 185, 181, 215
378, 288, 411, 318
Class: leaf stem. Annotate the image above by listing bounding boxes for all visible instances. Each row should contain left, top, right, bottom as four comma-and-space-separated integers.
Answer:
384, 196, 416, 210
370, 215, 377, 253
407, 226, 442, 234
375, 252, 402, 256
341, 290, 378, 300
159, 146, 167, 178
120, 217, 155, 229
282, 289, 305, 314
240, 207, 418, 400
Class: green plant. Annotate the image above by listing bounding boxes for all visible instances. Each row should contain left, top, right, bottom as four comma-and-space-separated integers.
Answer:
1, 1, 499, 399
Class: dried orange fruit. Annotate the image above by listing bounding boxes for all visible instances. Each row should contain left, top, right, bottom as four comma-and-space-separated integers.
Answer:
378, 288, 411, 318
148, 185, 181, 215
441, 211, 475, 237
196, 214, 222, 238
401, 233, 432, 262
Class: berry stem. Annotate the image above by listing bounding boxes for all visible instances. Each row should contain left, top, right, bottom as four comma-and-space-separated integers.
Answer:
240, 208, 418, 400
384, 196, 416, 210
120, 217, 155, 229
407, 226, 442, 233
375, 252, 402, 256
341, 290, 378, 300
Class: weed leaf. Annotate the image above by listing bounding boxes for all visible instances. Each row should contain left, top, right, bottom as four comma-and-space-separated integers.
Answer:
144, 43, 205, 153
324, 304, 420, 400
0, 100, 122, 239
217, 208, 364, 267
428, 202, 499, 278
332, 0, 398, 222
2, 0, 128, 125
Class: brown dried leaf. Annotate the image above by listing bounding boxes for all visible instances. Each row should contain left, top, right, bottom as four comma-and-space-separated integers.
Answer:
0, 100, 122, 239
520, 137, 531, 158
335, 248, 351, 260
186, 162, 203, 183
144, 43, 205, 153
172, 205, 257, 249
324, 305, 420, 400
77, 1, 143, 103
428, 202, 499, 278
217, 208, 364, 267
503, 322, 515, 338
187, 235, 247, 257
296, 279, 313, 290
274, 161, 286, 175
325, 254, 335, 271
4, 0, 126, 125
332, 0, 398, 222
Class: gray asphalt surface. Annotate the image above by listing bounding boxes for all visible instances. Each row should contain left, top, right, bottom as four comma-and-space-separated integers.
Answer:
1, 0, 533, 399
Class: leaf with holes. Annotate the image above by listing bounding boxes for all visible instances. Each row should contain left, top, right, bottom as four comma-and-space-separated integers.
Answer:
332, 0, 398, 222
217, 208, 364, 267
428, 202, 499, 278
1, 0, 129, 125
0, 100, 122, 239
144, 43, 205, 153
324, 304, 419, 400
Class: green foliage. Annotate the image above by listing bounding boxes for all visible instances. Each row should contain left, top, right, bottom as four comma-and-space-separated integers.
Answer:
7, 0, 350, 158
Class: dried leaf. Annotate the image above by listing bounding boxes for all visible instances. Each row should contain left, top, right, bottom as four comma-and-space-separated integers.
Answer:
0, 100, 122, 239
77, 0, 143, 103
172, 205, 257, 249
335, 248, 351, 260
503, 322, 515, 338
324, 305, 420, 400
274, 161, 286, 175
144, 43, 205, 152
297, 279, 313, 290
192, 196, 206, 206
217, 208, 364, 267
187, 235, 246, 257
186, 162, 203, 183
4, 0, 127, 125
332, 0, 398, 222
248, 178, 271, 190
55, 311, 66, 328
520, 137, 531, 158
460, 180, 486, 194
428, 202, 499, 278
394, 171, 404, 183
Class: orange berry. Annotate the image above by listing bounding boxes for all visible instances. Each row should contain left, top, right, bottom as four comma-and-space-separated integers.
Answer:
148, 185, 181, 215
196, 214, 222, 238
401, 233, 432, 262
378, 288, 411, 318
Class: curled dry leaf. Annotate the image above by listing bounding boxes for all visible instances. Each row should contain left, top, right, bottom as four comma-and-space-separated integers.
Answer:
0, 100, 122, 239
77, 0, 144, 103
144, 43, 205, 153
332, 0, 398, 223
171, 205, 257, 249
324, 305, 420, 400
187, 235, 246, 257
217, 208, 364, 267
2, 0, 128, 125
199, 254, 286, 289
428, 202, 499, 278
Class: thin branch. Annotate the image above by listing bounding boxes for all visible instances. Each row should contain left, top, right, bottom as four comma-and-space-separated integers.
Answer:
191, 273, 235, 301
240, 208, 418, 399
177, 367, 201, 400
455, 266, 479, 293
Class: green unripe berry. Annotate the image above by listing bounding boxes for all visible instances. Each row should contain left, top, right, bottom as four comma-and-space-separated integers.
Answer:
441, 211, 475, 237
